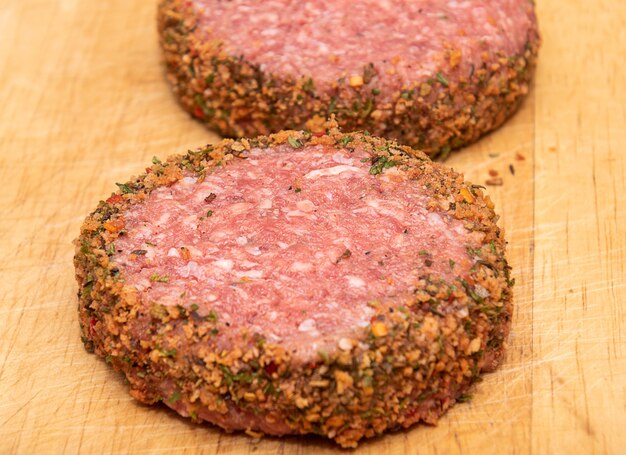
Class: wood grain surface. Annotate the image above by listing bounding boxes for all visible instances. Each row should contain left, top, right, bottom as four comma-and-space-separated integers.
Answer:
1, 1, 624, 453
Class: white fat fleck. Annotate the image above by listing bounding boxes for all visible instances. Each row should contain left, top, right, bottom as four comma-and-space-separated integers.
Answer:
180, 261, 204, 279
427, 211, 445, 227
338, 338, 353, 351
332, 152, 353, 165
346, 276, 366, 288
231, 286, 250, 300
303, 165, 363, 179
238, 269, 264, 279
474, 285, 490, 299
167, 247, 180, 258
155, 212, 171, 226
259, 198, 273, 209
241, 260, 259, 268
213, 259, 234, 270
298, 319, 317, 332
457, 306, 469, 318
454, 224, 467, 235
325, 192, 333, 201
290, 261, 313, 272
182, 214, 197, 226
357, 320, 370, 328
246, 246, 262, 256
228, 202, 253, 215
135, 277, 151, 292
277, 242, 289, 249
364, 199, 405, 219
236, 236, 248, 245
296, 200, 317, 212
209, 230, 229, 242
269, 311, 278, 321
180, 176, 197, 186
392, 234, 406, 247
206, 294, 217, 302
286, 210, 306, 217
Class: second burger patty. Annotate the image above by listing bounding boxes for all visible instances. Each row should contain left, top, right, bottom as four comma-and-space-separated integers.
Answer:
158, 0, 540, 157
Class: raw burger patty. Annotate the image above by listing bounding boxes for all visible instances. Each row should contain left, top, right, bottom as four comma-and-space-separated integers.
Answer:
75, 126, 513, 447
158, 0, 539, 157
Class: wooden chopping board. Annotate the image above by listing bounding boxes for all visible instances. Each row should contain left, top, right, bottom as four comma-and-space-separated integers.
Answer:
1, 1, 624, 453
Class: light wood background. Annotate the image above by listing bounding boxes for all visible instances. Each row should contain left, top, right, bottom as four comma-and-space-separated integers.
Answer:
1, 1, 624, 453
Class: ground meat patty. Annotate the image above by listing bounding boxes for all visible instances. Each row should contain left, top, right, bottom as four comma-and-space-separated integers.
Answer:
158, 0, 540, 157
74, 124, 514, 447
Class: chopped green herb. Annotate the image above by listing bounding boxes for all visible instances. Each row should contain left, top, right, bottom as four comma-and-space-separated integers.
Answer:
371, 88, 381, 96
418, 250, 429, 256
449, 259, 456, 269
206, 210, 213, 217
152, 156, 162, 165
457, 393, 472, 403
337, 249, 352, 262
288, 136, 303, 149
489, 241, 497, 254
190, 303, 199, 312
115, 183, 135, 194
338, 135, 354, 146
369, 155, 397, 175
161, 348, 177, 358
194, 94, 214, 117
294, 187, 302, 193
149, 273, 169, 283
317, 350, 329, 363
168, 391, 182, 404
400, 89, 414, 100
362, 98, 374, 117
145, 241, 156, 246
131, 249, 147, 256
106, 243, 115, 256
206, 310, 218, 322
205, 73, 214, 85
438, 144, 452, 161
328, 96, 337, 114
436, 72, 449, 87
302, 77, 314, 92
363, 62, 376, 83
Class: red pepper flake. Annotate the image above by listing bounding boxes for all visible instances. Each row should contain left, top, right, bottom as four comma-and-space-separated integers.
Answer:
106, 194, 124, 204
193, 106, 204, 118
488, 169, 498, 177
204, 193, 217, 203
145, 167, 152, 174
515, 153, 526, 161
485, 177, 504, 186
313, 131, 325, 137
264, 362, 278, 375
